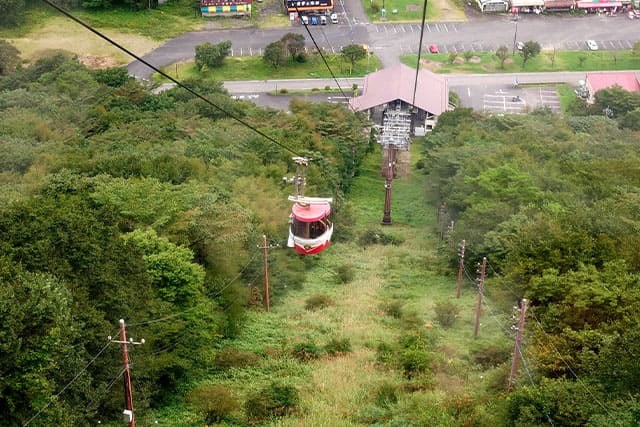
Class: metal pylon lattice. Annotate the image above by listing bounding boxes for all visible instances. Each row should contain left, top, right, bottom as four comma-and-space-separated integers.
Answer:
376, 104, 412, 150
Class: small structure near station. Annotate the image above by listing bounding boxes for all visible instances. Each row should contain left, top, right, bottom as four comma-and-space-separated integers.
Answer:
200, 0, 252, 16
583, 71, 640, 104
349, 63, 450, 139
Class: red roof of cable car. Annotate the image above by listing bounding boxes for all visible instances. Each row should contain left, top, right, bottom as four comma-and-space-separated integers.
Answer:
291, 202, 331, 222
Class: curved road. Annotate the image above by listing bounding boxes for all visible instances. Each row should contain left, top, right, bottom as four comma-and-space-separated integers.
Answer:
128, 8, 640, 80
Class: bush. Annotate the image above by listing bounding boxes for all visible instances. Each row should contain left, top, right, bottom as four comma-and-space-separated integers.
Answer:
334, 264, 356, 284
370, 2, 381, 13
291, 341, 321, 361
469, 342, 511, 369
376, 341, 395, 365
358, 229, 404, 247
304, 294, 333, 310
186, 384, 239, 424
374, 382, 398, 408
245, 382, 299, 422
214, 347, 261, 370
93, 67, 132, 87
195, 40, 232, 70
325, 337, 352, 356
382, 300, 404, 318
400, 348, 433, 378
433, 301, 460, 329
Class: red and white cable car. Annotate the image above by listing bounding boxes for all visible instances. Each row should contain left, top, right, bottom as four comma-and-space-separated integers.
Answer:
286, 157, 333, 255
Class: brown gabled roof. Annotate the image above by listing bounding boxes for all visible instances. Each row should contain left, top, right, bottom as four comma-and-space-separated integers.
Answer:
349, 63, 449, 115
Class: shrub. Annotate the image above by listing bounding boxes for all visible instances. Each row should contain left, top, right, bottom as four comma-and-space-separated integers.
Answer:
245, 382, 299, 422
400, 348, 433, 378
382, 300, 404, 318
195, 40, 232, 70
279, 88, 288, 94
374, 382, 398, 408
325, 337, 352, 356
304, 294, 332, 310
214, 347, 260, 370
376, 341, 395, 365
370, 2, 381, 13
291, 341, 321, 361
358, 229, 404, 247
186, 384, 239, 424
433, 301, 460, 329
334, 264, 356, 284
469, 342, 511, 369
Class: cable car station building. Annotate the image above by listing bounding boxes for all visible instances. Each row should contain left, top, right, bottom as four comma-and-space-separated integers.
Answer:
349, 63, 450, 139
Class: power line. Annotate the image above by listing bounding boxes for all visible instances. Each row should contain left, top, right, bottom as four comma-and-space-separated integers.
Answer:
294, 6, 358, 114
23, 339, 113, 427
40, 0, 302, 158
411, 0, 428, 108
127, 248, 260, 327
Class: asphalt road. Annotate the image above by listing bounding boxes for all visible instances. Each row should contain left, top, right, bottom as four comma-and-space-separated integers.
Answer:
128, 10, 640, 80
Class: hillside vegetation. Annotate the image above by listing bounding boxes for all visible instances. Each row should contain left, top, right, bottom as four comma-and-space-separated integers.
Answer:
1, 54, 640, 426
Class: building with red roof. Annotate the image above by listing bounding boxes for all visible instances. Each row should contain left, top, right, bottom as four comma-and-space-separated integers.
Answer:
585, 72, 640, 104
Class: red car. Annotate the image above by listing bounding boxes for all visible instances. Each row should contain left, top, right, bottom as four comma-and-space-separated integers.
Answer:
429, 44, 439, 54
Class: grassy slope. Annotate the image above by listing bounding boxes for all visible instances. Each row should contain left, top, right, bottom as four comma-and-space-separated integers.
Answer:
160, 143, 510, 426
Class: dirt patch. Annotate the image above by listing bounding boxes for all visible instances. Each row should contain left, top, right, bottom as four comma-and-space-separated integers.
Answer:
77, 55, 121, 70
406, 4, 421, 11
469, 56, 481, 63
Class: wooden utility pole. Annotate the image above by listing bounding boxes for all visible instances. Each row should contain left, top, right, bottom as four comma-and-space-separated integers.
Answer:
258, 235, 278, 312
455, 240, 465, 299
381, 144, 396, 225
508, 298, 528, 392
473, 257, 487, 338
109, 319, 144, 427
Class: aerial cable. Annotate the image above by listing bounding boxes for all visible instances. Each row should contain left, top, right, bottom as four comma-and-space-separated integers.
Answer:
294, 6, 359, 114
40, 0, 302, 158
23, 339, 113, 427
127, 248, 261, 327
411, 0, 429, 108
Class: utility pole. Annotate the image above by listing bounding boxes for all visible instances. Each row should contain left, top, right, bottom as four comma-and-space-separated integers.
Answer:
473, 257, 487, 338
381, 144, 396, 225
508, 298, 528, 392
438, 203, 447, 240
108, 319, 144, 427
447, 220, 455, 250
258, 235, 278, 312
456, 240, 465, 299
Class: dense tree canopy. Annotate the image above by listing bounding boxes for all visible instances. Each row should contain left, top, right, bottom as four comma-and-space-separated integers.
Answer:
421, 107, 640, 424
0, 55, 371, 425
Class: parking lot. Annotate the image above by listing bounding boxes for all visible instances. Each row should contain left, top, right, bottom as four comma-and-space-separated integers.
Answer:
398, 38, 638, 56
481, 86, 560, 114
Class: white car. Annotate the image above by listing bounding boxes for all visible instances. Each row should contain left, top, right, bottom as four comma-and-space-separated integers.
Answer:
516, 41, 524, 51
587, 40, 599, 51
330, 13, 338, 23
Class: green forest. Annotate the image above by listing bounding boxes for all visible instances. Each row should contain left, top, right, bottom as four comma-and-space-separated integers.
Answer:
1, 52, 640, 426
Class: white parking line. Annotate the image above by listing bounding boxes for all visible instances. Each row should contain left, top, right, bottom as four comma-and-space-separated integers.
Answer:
240, 47, 243, 55
435, 24, 440, 32
444, 24, 449, 32
230, 48, 234, 56
426, 24, 431, 32
249, 47, 253, 56
402, 25, 406, 32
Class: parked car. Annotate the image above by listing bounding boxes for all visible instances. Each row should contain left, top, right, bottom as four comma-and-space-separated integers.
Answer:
330, 13, 338, 23
587, 40, 599, 51
301, 15, 309, 25
320, 15, 327, 25
516, 41, 524, 51
311, 15, 318, 25
429, 44, 439, 53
